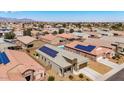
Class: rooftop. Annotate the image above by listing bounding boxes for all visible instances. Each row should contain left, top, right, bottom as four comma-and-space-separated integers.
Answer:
65, 41, 112, 56
36, 44, 89, 68
0, 50, 45, 80
40, 34, 56, 41
57, 33, 79, 39
17, 36, 36, 45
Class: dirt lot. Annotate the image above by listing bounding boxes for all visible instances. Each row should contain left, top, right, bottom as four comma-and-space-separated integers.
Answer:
88, 61, 112, 75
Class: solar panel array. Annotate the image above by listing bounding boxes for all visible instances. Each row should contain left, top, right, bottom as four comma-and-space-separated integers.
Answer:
75, 44, 96, 52
0, 52, 10, 64
39, 46, 58, 58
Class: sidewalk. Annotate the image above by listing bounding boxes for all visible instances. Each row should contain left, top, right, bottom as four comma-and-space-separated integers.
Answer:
97, 57, 119, 68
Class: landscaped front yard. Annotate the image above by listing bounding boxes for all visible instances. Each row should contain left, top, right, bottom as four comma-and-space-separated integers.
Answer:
88, 61, 112, 75
46, 69, 92, 81
109, 55, 124, 65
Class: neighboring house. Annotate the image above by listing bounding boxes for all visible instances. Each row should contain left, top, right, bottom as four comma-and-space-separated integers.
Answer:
0, 50, 45, 81
40, 34, 65, 45
84, 32, 102, 38
36, 44, 89, 76
72, 32, 90, 39
57, 33, 80, 44
0, 27, 12, 37
14, 31, 23, 37
0, 38, 17, 51
97, 30, 113, 36
31, 30, 40, 37
65, 41, 113, 60
112, 42, 124, 55
117, 43, 124, 55
111, 31, 124, 36
83, 38, 115, 49
16, 36, 45, 49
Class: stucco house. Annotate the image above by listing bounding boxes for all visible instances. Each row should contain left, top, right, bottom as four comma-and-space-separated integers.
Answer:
36, 44, 89, 76
0, 50, 45, 81
16, 36, 45, 49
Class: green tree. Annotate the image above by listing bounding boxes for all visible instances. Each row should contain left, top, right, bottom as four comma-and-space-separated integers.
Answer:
48, 76, 55, 81
4, 32, 15, 39
70, 29, 74, 33
43, 31, 49, 35
59, 29, 64, 34
23, 28, 32, 36
52, 31, 57, 35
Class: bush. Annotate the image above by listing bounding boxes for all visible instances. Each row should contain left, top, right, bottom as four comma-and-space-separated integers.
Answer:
48, 76, 55, 81
70, 29, 74, 33
4, 32, 15, 39
59, 29, 64, 34
79, 74, 83, 79
23, 28, 32, 36
52, 31, 57, 35
112, 56, 116, 59
36, 53, 39, 56
86, 78, 90, 81
69, 75, 73, 80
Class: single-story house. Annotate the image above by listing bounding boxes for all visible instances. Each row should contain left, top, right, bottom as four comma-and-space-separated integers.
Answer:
84, 32, 102, 38
0, 29, 11, 37
40, 34, 65, 45
36, 44, 89, 76
97, 30, 113, 36
112, 31, 124, 36
72, 32, 90, 39
16, 36, 45, 49
65, 41, 113, 60
14, 31, 23, 37
83, 38, 115, 49
56, 33, 80, 44
0, 38, 17, 51
0, 50, 45, 81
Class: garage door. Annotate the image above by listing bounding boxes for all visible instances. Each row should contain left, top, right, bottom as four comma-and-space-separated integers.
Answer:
79, 63, 87, 69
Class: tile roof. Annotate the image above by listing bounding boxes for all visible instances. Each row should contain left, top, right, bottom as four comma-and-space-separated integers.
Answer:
17, 36, 36, 44
57, 33, 78, 39
36, 44, 89, 68
0, 50, 45, 80
65, 41, 112, 56
40, 34, 56, 41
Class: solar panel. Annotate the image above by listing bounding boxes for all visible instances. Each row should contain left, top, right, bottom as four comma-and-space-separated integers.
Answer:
39, 46, 58, 58
75, 44, 96, 52
0, 52, 10, 64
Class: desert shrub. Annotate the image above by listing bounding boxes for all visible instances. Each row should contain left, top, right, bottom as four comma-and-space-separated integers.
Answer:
48, 76, 55, 81
69, 75, 73, 80
79, 74, 83, 79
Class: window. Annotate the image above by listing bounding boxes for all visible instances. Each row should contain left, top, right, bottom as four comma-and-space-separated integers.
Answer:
27, 44, 34, 48
45, 58, 46, 61
41, 73, 43, 77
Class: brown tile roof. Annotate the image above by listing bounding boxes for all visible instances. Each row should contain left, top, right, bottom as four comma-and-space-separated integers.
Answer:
0, 50, 45, 80
17, 36, 36, 44
65, 41, 112, 56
